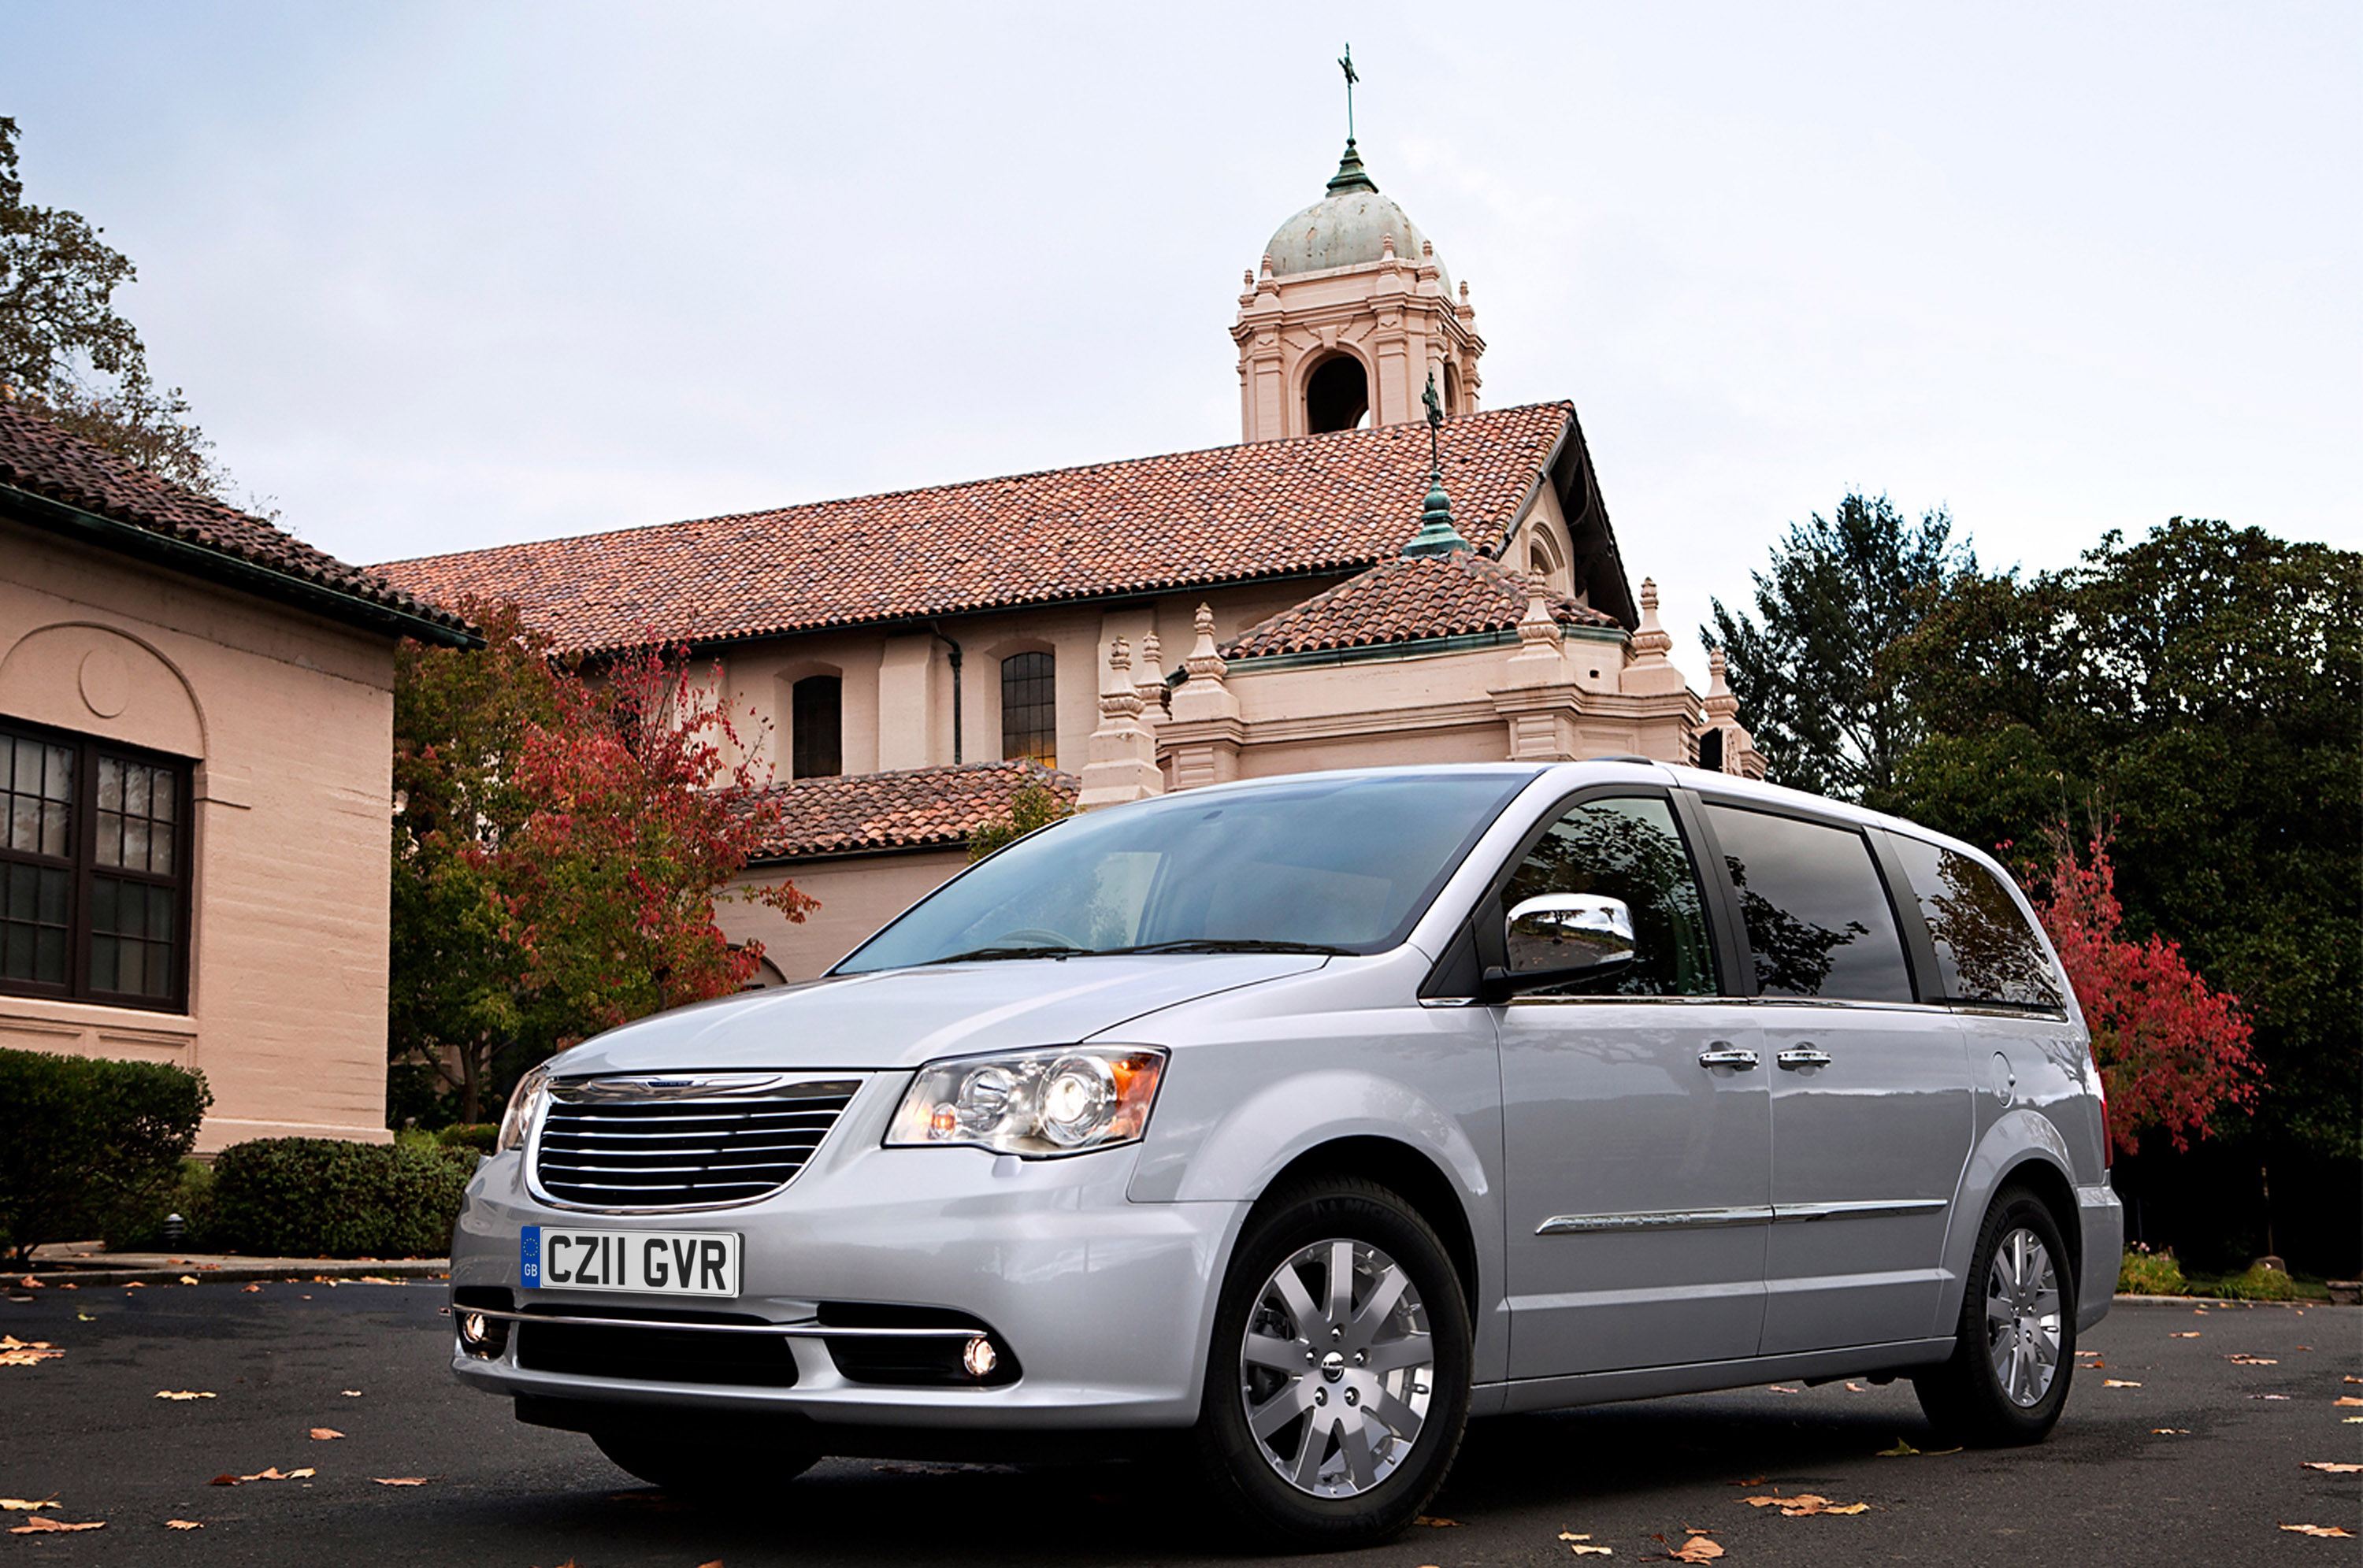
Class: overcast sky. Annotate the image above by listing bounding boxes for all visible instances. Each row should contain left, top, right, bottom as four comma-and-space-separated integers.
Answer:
5, 2, 2356, 675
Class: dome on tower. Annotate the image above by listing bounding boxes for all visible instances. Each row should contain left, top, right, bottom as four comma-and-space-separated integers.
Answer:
1263, 143, 1452, 291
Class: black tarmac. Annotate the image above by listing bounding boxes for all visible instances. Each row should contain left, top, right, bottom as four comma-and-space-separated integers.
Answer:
2, 1279, 2357, 1565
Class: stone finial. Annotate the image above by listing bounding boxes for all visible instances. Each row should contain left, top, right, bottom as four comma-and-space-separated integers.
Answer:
1243, 269, 1254, 287
1515, 586, 1564, 651
1259, 252, 1274, 279
1134, 632, 1167, 717
1422, 239, 1434, 258
1185, 604, 1227, 680
1460, 280, 1469, 301
1382, 232, 1397, 260
1630, 577, 1674, 659
1096, 637, 1144, 718
1705, 646, 1739, 721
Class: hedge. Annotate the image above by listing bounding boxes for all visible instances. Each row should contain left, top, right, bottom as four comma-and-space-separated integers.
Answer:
210, 1138, 477, 1259
0, 1047, 211, 1265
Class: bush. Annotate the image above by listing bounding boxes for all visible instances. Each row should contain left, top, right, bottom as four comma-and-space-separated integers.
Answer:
2117, 1244, 2188, 1296
0, 1047, 212, 1265
436, 1123, 499, 1154
2203, 1262, 2305, 1302
106, 1158, 217, 1252
210, 1138, 475, 1259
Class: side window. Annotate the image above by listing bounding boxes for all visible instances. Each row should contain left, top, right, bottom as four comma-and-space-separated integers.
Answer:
790, 675, 842, 779
1704, 805, 1913, 1004
1501, 795, 1716, 995
1889, 836, 2064, 1010
1000, 651, 1055, 769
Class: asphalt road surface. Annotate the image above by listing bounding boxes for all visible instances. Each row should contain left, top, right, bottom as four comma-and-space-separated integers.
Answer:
3, 1280, 2357, 1566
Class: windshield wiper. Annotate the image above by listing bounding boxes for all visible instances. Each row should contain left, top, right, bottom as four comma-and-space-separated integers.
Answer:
923, 944, 1087, 965
1107, 939, 1354, 957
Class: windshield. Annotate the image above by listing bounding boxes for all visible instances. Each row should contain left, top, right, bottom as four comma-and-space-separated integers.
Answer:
834, 772, 1529, 973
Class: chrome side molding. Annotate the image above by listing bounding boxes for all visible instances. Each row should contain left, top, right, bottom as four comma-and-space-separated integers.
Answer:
1537, 1197, 1948, 1236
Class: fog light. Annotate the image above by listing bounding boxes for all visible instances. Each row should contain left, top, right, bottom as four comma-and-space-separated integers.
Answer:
961, 1334, 998, 1379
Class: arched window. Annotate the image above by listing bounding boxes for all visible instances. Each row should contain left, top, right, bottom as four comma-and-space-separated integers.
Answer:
1305, 354, 1369, 434
1444, 361, 1462, 417
1000, 651, 1056, 769
791, 675, 841, 779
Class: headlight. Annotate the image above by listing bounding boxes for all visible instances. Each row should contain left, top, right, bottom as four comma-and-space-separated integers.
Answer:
885, 1047, 1167, 1157
495, 1064, 553, 1155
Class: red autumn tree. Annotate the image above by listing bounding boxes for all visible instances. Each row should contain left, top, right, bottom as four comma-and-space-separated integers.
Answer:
2030, 824, 2259, 1158
391, 610, 814, 1124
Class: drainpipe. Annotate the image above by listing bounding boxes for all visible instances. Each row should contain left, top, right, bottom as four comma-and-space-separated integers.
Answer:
928, 623, 964, 764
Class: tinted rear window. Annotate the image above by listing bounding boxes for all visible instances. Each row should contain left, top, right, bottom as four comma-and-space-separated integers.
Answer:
1888, 836, 2064, 1010
1705, 804, 1915, 1003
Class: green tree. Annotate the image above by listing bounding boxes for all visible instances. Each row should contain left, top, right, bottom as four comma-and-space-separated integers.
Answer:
0, 116, 236, 500
1885, 520, 2362, 1168
965, 777, 1075, 863
1705, 493, 1974, 800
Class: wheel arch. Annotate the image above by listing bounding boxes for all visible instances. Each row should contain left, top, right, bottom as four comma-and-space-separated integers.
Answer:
1946, 1110, 2086, 1324
1255, 1136, 1482, 1314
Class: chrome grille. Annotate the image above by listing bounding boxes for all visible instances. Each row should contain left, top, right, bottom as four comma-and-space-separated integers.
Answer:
532, 1073, 859, 1210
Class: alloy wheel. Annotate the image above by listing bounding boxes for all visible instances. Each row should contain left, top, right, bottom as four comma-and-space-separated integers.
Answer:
1983, 1225, 2062, 1407
1237, 1237, 1434, 1498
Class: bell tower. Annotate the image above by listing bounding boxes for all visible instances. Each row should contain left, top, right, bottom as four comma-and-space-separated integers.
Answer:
1232, 137, 1484, 445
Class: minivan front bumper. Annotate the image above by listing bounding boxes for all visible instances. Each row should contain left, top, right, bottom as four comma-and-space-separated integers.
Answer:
448, 1126, 1247, 1432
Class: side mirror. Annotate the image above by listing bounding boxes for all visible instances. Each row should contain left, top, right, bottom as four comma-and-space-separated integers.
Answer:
1485, 893, 1636, 998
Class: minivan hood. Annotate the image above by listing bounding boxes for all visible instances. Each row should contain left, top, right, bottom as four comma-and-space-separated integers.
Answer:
549, 953, 1330, 1077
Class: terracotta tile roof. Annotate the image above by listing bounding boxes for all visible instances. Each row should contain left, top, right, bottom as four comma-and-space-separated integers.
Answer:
1222, 548, 1622, 660
747, 760, 1078, 861
373, 403, 1580, 654
0, 399, 472, 641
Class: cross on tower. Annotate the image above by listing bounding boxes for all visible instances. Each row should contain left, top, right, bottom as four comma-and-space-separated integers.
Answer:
1338, 44, 1358, 143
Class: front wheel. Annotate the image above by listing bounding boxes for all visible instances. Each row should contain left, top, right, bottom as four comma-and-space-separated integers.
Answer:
1914, 1186, 2076, 1446
1189, 1178, 1472, 1548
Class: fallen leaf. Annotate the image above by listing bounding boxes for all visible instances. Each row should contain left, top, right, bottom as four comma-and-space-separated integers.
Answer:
2346, 1376, 2361, 1385
1742, 1492, 1871, 1517
2282, 1525, 2356, 1538
1767, 1385, 1801, 1394
2227, 1354, 2279, 1365
1670, 1536, 1723, 1563
1415, 1516, 1463, 1526
1843, 1381, 1865, 1392
1877, 1438, 1920, 1457
372, 1477, 432, 1486
232, 1466, 316, 1482
1560, 1533, 1593, 1540
696, 1562, 722, 1568
165, 1519, 202, 1529
207, 1475, 241, 1487
243, 1284, 262, 1293
2104, 1379, 2142, 1388
2303, 1462, 2363, 1474
341, 1390, 363, 1397
2152, 1427, 2191, 1433
2255, 1394, 2294, 1400
2337, 1397, 2363, 1407
0, 1499, 58, 1512
177, 1275, 199, 1285
2170, 1331, 2201, 1338
8, 1515, 104, 1533
310, 1428, 343, 1440
123, 1281, 145, 1288
13, 1277, 36, 1288
154, 1390, 215, 1400
74, 1311, 95, 1321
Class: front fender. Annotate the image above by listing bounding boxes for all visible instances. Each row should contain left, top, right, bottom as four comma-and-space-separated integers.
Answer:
1938, 1109, 2089, 1334
1167, 1068, 1491, 1208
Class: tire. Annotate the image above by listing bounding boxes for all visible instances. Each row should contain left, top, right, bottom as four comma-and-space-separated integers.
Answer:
1189, 1177, 1473, 1548
589, 1425, 821, 1494
1914, 1185, 2076, 1446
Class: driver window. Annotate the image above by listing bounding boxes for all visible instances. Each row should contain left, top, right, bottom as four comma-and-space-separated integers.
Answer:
1502, 795, 1716, 995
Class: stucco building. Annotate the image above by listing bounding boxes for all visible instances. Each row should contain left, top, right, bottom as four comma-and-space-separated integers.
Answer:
379, 138, 1761, 982
0, 398, 474, 1147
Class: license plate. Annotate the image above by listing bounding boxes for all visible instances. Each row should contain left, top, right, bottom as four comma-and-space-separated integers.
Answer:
520, 1226, 741, 1298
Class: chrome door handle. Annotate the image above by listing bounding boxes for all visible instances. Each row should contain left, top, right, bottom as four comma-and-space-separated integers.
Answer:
1697, 1045, 1760, 1071
1776, 1046, 1834, 1070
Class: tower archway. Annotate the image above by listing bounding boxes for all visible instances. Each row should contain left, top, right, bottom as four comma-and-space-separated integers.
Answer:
1304, 353, 1370, 435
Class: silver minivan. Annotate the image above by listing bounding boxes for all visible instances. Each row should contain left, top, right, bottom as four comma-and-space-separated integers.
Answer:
448, 761, 2122, 1545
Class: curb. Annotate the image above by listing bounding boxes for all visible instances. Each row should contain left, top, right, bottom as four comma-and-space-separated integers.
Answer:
12, 1261, 449, 1289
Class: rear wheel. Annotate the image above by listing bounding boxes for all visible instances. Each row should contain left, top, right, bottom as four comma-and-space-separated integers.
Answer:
589, 1426, 821, 1494
1914, 1186, 2076, 1445
1189, 1178, 1471, 1548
